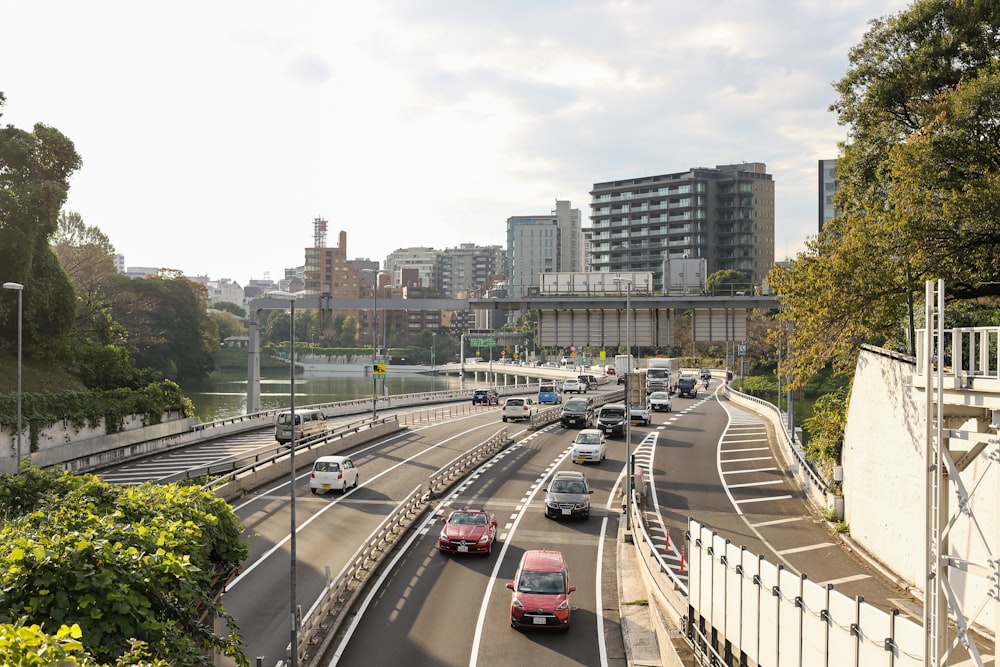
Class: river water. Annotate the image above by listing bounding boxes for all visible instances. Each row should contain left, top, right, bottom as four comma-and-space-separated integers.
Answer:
182, 367, 472, 422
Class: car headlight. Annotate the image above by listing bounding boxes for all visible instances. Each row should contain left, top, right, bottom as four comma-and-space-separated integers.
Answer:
555, 599, 569, 611
439, 531, 448, 541
512, 596, 525, 609
478, 533, 490, 544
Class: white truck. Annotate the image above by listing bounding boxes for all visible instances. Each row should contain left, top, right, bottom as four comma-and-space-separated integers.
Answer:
645, 358, 677, 394
614, 354, 634, 385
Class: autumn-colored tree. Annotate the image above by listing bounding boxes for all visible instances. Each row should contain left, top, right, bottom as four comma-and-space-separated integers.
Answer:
770, 0, 1000, 386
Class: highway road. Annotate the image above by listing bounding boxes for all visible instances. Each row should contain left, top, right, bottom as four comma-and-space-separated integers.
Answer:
330, 416, 627, 666
94, 380, 935, 665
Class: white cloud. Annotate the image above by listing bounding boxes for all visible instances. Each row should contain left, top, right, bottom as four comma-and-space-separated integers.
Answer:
0, 0, 912, 282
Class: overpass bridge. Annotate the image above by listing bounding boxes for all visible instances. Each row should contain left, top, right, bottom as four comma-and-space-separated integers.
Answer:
245, 292, 779, 412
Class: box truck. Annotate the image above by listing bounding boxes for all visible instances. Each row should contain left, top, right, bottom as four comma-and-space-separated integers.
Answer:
614, 354, 634, 384
645, 358, 677, 394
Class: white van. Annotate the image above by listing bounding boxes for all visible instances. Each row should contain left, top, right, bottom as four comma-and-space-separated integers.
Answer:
275, 409, 328, 444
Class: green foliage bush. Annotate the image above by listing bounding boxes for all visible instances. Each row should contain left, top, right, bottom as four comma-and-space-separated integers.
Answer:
0, 467, 249, 666
0, 381, 194, 452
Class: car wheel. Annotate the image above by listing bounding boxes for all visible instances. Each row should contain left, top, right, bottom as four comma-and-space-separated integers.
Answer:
502, 417, 507, 422
310, 488, 318, 495
353, 475, 360, 489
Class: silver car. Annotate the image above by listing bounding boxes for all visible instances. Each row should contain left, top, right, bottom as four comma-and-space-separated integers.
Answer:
571, 429, 607, 464
649, 391, 673, 412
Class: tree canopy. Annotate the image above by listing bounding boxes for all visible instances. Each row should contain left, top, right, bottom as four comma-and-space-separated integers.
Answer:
769, 0, 1000, 385
0, 92, 82, 355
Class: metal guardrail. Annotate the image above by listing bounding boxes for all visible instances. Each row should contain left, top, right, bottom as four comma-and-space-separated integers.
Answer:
426, 428, 513, 498
285, 426, 519, 666
187, 417, 395, 491
292, 484, 428, 666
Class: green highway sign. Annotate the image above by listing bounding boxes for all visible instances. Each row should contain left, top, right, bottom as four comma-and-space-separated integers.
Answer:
470, 337, 497, 347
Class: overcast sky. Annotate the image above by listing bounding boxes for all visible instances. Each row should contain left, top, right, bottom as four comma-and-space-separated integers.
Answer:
2, 0, 911, 285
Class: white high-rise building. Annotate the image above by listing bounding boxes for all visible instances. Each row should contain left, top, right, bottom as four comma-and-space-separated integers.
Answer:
506, 200, 582, 298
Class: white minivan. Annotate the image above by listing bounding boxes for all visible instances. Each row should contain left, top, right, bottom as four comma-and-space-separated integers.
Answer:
274, 409, 328, 444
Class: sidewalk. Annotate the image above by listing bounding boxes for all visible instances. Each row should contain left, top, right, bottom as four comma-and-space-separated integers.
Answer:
617, 525, 690, 667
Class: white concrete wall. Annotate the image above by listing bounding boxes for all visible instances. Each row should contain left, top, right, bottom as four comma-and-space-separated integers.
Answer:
844, 347, 996, 627
843, 349, 927, 586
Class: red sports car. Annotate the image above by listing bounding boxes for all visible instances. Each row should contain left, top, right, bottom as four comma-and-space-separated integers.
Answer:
438, 508, 498, 555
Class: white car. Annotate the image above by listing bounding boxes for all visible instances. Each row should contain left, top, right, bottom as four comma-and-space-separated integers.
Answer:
571, 428, 607, 464
501, 397, 535, 422
649, 391, 673, 412
629, 400, 652, 426
309, 455, 360, 494
562, 379, 585, 394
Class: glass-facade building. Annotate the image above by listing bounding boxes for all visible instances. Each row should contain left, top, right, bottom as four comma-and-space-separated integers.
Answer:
588, 163, 775, 290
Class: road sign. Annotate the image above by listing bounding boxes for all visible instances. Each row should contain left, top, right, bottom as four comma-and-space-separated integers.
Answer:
373, 358, 386, 377
738, 344, 747, 357
470, 337, 497, 347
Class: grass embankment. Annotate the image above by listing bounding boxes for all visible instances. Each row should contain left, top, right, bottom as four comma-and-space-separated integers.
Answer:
0, 353, 86, 393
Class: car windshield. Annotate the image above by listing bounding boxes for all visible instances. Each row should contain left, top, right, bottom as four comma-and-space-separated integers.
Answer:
451, 512, 487, 525
517, 571, 566, 594
552, 480, 587, 494
576, 433, 602, 445
565, 400, 587, 409
507, 399, 524, 406
314, 461, 341, 472
602, 409, 625, 418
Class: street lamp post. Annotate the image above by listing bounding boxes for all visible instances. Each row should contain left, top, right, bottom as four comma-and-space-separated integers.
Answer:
612, 275, 633, 531
3, 282, 23, 473
431, 332, 437, 388
362, 269, 386, 420
268, 290, 298, 667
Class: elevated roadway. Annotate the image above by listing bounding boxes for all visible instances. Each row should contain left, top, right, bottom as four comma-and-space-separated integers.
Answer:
92, 377, 968, 665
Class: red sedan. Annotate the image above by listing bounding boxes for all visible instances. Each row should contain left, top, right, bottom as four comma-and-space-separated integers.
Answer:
438, 508, 498, 555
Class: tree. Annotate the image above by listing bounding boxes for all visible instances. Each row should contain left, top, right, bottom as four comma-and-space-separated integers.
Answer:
211, 301, 246, 317
770, 0, 1000, 386
706, 270, 750, 296
0, 92, 82, 355
107, 274, 216, 382
209, 310, 243, 345
340, 315, 357, 345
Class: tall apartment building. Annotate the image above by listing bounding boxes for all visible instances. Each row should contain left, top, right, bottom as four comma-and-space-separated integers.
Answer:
588, 163, 775, 289
438, 243, 505, 298
385, 247, 441, 291
506, 199, 582, 298
819, 158, 838, 232
302, 225, 365, 298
